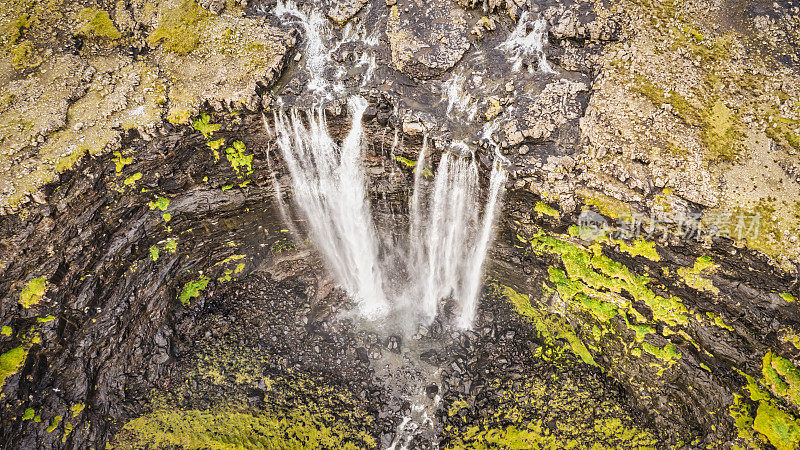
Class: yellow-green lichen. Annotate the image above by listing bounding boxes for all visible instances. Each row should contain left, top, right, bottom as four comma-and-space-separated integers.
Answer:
148, 197, 169, 211
123, 172, 142, 186
534, 202, 560, 219
147, 0, 208, 55
70, 403, 85, 417
762, 351, 800, 408
37, 315, 55, 323
149, 246, 160, 261
1, 326, 11, 336
22, 408, 34, 420
677, 256, 719, 294
614, 238, 660, 261
527, 229, 689, 328
499, 284, 596, 367
0, 345, 29, 388
75, 7, 121, 40
780, 293, 796, 303
225, 141, 253, 174
192, 113, 220, 139
19, 277, 47, 308
46, 415, 62, 433
178, 276, 210, 306
111, 407, 375, 449
112, 151, 132, 173
753, 402, 800, 450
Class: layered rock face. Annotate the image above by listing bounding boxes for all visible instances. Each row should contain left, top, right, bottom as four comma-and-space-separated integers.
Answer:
1, 0, 799, 448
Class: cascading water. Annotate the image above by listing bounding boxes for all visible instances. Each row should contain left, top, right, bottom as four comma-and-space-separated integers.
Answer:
270, 0, 508, 329
498, 11, 556, 74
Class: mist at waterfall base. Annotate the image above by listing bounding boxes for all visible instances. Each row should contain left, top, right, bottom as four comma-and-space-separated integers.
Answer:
268, 98, 507, 330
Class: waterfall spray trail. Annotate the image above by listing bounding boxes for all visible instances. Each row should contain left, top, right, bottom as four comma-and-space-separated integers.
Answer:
498, 11, 556, 74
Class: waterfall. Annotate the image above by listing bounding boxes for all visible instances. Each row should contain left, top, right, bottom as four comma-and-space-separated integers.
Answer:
269, 0, 508, 328
498, 12, 556, 74
273, 97, 390, 318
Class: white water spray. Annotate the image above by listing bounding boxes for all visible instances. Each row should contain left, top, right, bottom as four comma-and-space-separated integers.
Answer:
498, 12, 556, 74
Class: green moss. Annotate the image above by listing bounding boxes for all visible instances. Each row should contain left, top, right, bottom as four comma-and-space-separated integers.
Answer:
164, 239, 178, 253
762, 352, 800, 408
22, 408, 34, 420
8, 13, 35, 44
112, 151, 133, 173
75, 8, 121, 40
677, 256, 719, 294
780, 293, 796, 303
614, 238, 660, 261
393, 155, 433, 177
534, 202, 560, 219
753, 402, 800, 450
146, 0, 208, 55
149, 246, 160, 261
148, 197, 170, 211
631, 74, 702, 126
207, 138, 225, 161
706, 312, 734, 332
443, 376, 659, 449
192, 114, 220, 139
499, 284, 596, 367
162, 213, 172, 222
178, 276, 210, 306
19, 277, 47, 308
528, 229, 689, 328
113, 406, 374, 449
642, 342, 681, 366
123, 172, 142, 186
225, 141, 253, 174
578, 192, 632, 220
37, 315, 55, 323
46, 415, 62, 433
729, 394, 760, 446
70, 403, 85, 417
1, 326, 11, 336
0, 345, 29, 387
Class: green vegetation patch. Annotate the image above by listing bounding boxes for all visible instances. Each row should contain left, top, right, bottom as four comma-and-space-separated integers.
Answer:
780, 293, 796, 303
498, 284, 596, 367
19, 277, 47, 308
147, 0, 209, 55
753, 402, 800, 450
112, 407, 374, 449
123, 172, 142, 186
0, 345, 29, 388
178, 276, 210, 306
762, 352, 800, 408
22, 408, 35, 420
148, 197, 170, 211
192, 114, 220, 139
1, 326, 11, 336
534, 202, 560, 219
677, 256, 719, 294
443, 376, 659, 449
527, 228, 689, 329
75, 7, 121, 40
112, 151, 133, 173
225, 140, 253, 174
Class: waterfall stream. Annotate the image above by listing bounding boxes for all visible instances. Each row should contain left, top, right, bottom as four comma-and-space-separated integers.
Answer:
269, 0, 509, 329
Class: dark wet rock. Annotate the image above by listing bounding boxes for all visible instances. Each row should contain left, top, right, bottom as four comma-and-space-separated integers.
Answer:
386, 0, 470, 79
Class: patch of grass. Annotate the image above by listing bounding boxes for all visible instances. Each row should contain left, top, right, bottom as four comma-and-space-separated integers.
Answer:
762, 351, 800, 408
10, 40, 41, 70
146, 0, 208, 55
75, 7, 121, 40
